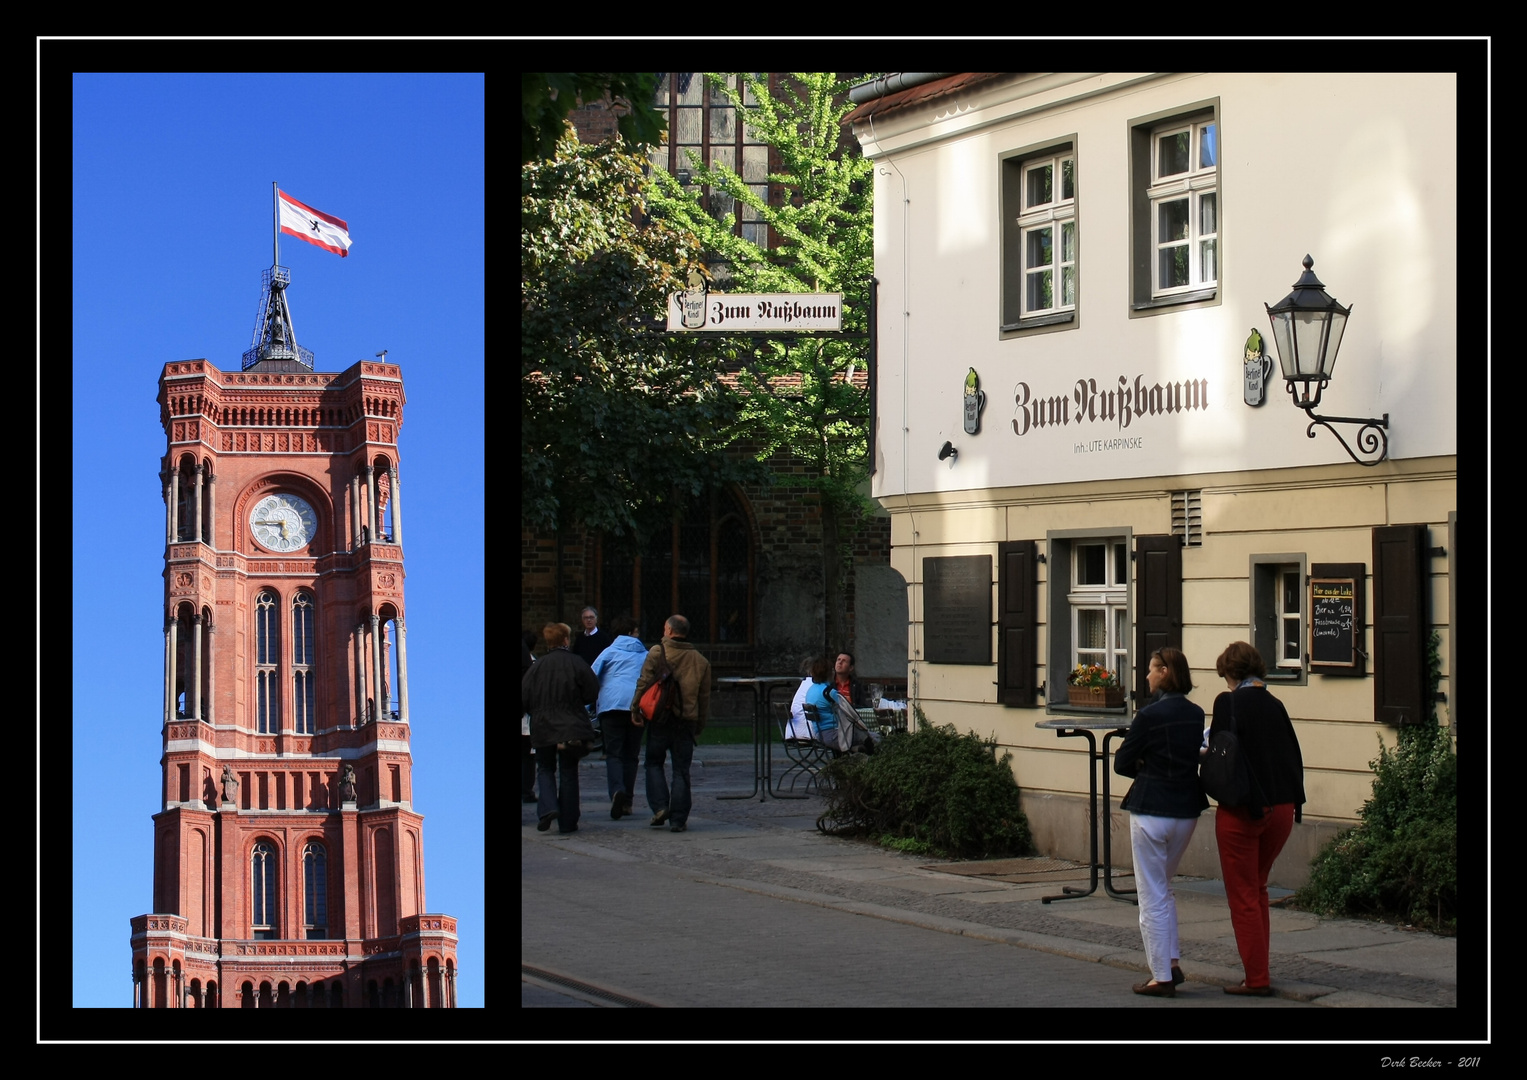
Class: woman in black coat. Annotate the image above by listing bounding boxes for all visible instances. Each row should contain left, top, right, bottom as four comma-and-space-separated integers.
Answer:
1114, 647, 1208, 997
1209, 641, 1305, 996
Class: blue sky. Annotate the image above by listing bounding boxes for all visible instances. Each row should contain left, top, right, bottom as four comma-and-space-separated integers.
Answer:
69, 73, 485, 1011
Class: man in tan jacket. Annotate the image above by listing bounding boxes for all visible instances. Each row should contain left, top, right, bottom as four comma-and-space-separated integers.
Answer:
630, 614, 711, 832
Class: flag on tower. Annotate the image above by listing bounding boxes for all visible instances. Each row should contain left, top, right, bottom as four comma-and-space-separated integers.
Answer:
278, 189, 352, 257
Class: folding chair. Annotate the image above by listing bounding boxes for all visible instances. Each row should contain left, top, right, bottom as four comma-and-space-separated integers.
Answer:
775, 700, 832, 794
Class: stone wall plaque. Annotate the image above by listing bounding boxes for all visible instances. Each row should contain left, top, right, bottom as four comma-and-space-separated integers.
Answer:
923, 555, 991, 665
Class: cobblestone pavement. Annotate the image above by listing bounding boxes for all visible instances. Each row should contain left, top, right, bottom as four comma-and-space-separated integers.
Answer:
524, 750, 1461, 1019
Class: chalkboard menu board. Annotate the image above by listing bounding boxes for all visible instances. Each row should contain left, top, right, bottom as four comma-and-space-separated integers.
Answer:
1310, 577, 1359, 667
923, 555, 992, 665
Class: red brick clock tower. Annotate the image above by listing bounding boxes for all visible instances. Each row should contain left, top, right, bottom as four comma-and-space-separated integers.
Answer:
130, 265, 458, 1007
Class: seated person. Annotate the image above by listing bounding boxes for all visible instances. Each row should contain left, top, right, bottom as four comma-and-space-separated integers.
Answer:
787, 674, 815, 740
803, 656, 836, 735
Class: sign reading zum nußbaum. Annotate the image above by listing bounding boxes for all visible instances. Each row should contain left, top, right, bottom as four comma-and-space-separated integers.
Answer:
667, 284, 842, 331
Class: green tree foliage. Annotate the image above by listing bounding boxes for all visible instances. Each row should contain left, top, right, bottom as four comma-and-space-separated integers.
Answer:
816, 712, 1033, 860
644, 72, 875, 649
521, 127, 761, 540
522, 73, 667, 165
1294, 634, 1457, 933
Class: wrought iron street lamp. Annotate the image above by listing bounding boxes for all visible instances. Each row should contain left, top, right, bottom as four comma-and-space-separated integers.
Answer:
1264, 255, 1389, 466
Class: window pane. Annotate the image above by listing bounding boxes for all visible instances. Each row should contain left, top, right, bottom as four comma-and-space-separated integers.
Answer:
742, 144, 768, 182
1025, 226, 1053, 271
1160, 245, 1189, 289
1027, 268, 1053, 313
1283, 619, 1301, 661
678, 508, 710, 642
673, 107, 702, 146
1077, 543, 1106, 585
642, 525, 673, 635
1061, 266, 1076, 308
1200, 239, 1217, 284
1282, 571, 1301, 614
1199, 123, 1217, 169
1078, 608, 1106, 649
716, 517, 748, 643
1026, 162, 1053, 208
709, 104, 734, 141
1159, 198, 1189, 242
1061, 221, 1075, 263
1113, 542, 1128, 586
675, 72, 702, 105
1158, 130, 1189, 176
1199, 192, 1216, 236
1061, 157, 1075, 200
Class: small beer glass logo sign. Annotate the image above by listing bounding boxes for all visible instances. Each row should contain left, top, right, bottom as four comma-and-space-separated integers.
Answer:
1243, 328, 1273, 406
678, 269, 708, 329
963, 367, 986, 434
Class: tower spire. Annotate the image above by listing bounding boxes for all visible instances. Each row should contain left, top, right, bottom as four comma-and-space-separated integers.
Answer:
242, 264, 315, 371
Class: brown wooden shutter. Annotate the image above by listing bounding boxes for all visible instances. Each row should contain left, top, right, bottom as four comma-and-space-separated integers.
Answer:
998, 540, 1038, 706
1134, 534, 1182, 705
1373, 524, 1429, 726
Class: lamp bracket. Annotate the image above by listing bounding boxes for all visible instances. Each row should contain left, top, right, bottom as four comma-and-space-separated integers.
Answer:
1286, 381, 1389, 466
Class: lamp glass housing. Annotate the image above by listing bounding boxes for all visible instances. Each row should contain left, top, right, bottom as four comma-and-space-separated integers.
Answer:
1265, 256, 1351, 384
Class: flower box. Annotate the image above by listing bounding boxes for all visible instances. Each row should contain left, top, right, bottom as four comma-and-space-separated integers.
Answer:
1067, 686, 1124, 709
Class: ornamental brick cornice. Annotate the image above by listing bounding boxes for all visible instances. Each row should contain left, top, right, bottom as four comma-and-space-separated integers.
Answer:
230, 941, 349, 957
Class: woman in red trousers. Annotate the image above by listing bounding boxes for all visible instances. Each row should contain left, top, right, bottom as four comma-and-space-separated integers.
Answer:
1209, 641, 1305, 997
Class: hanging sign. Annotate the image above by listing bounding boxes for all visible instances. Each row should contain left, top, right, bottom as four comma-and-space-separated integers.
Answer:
666, 289, 842, 331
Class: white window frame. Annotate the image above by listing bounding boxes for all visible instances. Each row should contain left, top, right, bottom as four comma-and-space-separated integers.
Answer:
1148, 119, 1217, 298
1250, 553, 1307, 684
1017, 152, 1076, 318
1273, 566, 1303, 672
1067, 537, 1129, 679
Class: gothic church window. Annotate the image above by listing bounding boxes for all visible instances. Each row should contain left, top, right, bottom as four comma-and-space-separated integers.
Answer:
303, 841, 327, 939
293, 591, 316, 734
251, 840, 277, 939
599, 486, 753, 644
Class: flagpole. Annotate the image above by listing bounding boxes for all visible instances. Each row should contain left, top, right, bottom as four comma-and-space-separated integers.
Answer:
272, 181, 279, 267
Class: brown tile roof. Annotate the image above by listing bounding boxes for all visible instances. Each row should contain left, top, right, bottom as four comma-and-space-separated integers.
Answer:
842, 73, 1017, 127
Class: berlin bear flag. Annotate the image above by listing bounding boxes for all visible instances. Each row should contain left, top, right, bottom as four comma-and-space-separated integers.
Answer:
278, 189, 352, 257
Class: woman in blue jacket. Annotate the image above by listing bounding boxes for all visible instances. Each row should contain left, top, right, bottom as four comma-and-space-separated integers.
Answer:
590, 616, 650, 820
1113, 646, 1209, 997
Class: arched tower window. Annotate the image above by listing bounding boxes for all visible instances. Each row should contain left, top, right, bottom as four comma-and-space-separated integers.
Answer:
292, 591, 316, 734
251, 840, 277, 939
176, 457, 195, 541
303, 841, 327, 940
255, 590, 280, 734
379, 605, 401, 720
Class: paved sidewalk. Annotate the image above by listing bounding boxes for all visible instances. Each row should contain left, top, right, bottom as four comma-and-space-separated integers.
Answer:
523, 742, 1456, 1010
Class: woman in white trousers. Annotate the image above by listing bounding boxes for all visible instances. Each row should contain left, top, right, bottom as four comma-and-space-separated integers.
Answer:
1113, 647, 1210, 997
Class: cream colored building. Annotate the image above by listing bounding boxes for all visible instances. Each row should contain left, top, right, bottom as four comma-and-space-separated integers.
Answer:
847, 73, 1457, 886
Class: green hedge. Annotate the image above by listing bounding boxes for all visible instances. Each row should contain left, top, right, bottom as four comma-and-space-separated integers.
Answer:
816, 710, 1033, 860
1294, 634, 1456, 934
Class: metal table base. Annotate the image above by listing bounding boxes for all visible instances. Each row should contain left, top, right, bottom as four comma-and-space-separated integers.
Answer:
716, 677, 806, 801
1035, 719, 1138, 905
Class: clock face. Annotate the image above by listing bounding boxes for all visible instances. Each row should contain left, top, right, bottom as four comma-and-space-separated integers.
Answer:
250, 493, 317, 553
